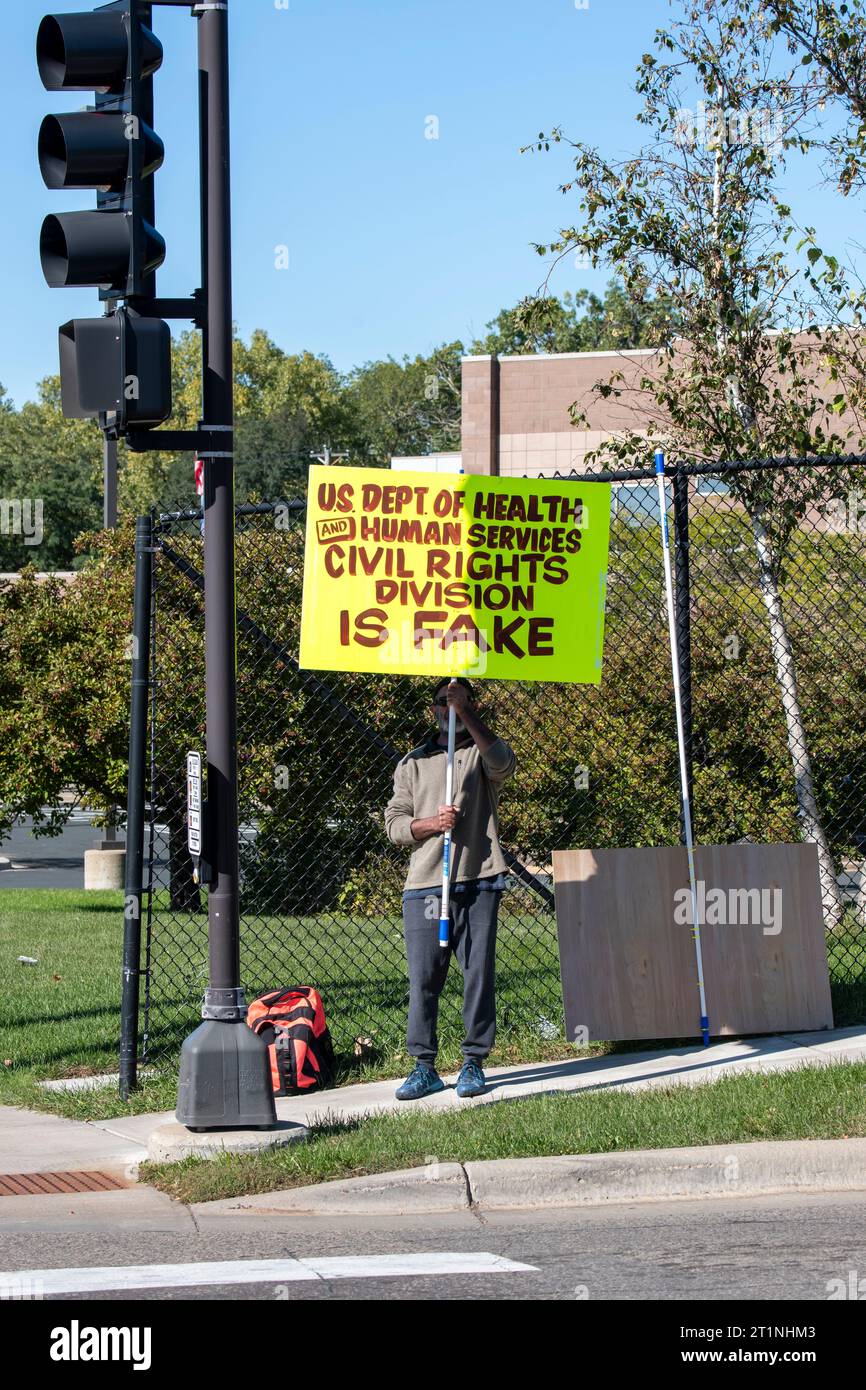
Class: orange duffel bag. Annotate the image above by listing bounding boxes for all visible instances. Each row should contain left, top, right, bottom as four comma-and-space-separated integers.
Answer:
247, 987, 336, 1096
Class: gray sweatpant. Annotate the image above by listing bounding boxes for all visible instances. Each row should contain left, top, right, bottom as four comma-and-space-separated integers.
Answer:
402, 885, 501, 1066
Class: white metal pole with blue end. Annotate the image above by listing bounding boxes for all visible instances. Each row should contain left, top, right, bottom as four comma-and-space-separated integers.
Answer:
438, 677, 457, 950
439, 462, 466, 952
655, 448, 711, 1047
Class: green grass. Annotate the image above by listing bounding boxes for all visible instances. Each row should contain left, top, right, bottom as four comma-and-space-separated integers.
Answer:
135, 895, 866, 1077
0, 888, 183, 1117
143, 1060, 866, 1205
2, 887, 865, 1127
0, 887, 584, 1120
140, 893, 573, 1070
0, 888, 126, 1078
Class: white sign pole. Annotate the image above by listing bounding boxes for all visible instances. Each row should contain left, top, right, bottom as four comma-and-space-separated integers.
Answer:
655, 450, 710, 1046
438, 679, 457, 950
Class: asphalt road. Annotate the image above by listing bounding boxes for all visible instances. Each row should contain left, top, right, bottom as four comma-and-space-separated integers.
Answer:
2, 1190, 865, 1302
0, 812, 107, 890
0, 813, 206, 889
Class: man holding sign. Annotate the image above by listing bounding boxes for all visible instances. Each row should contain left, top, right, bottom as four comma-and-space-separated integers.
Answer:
299, 464, 610, 1097
385, 677, 516, 1100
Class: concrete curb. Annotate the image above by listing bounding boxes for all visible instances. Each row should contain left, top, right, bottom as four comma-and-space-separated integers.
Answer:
196, 1162, 471, 1216
194, 1137, 866, 1217
464, 1138, 866, 1209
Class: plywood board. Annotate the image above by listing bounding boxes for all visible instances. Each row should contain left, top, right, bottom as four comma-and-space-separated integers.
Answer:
553, 843, 833, 1041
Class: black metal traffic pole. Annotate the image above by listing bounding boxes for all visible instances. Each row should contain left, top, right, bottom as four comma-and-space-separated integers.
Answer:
672, 465, 695, 838
175, 0, 276, 1128
199, 0, 239, 1005
119, 513, 153, 1100
101, 301, 120, 858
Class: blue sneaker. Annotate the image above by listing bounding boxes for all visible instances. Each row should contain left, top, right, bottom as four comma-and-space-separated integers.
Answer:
395, 1062, 446, 1101
455, 1059, 486, 1098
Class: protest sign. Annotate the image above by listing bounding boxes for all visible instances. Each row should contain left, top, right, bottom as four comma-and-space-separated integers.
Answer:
299, 466, 611, 682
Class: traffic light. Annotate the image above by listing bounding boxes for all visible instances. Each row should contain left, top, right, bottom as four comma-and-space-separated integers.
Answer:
37, 2, 171, 431
58, 310, 171, 426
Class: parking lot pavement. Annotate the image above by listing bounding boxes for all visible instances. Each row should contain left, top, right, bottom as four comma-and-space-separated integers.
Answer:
0, 812, 107, 890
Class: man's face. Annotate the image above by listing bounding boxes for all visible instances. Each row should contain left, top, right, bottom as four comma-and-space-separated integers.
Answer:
431, 686, 469, 736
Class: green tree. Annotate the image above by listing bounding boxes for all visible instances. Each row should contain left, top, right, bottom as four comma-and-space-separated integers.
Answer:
344, 342, 463, 464
471, 283, 678, 355
763, 0, 866, 196
234, 333, 353, 498
525, 0, 861, 926
750, 2, 866, 434
0, 527, 133, 841
119, 329, 353, 512
0, 378, 102, 572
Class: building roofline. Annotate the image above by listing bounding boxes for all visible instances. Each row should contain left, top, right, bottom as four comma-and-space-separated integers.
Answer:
461, 348, 661, 364
462, 326, 861, 367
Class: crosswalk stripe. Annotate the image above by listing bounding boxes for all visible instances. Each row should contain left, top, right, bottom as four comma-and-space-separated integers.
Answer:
306, 1253, 536, 1279
1, 1252, 538, 1295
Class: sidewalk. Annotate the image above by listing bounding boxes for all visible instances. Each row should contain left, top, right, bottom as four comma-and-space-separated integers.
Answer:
0, 1104, 146, 1177
2, 1025, 865, 1177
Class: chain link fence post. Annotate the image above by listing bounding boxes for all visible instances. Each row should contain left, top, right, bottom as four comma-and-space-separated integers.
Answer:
119, 512, 154, 1099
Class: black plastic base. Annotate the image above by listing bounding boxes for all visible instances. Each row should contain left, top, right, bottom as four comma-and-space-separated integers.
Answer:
175, 1018, 277, 1130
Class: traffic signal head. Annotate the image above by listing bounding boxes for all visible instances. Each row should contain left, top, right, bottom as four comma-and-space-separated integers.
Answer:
36, 9, 161, 92
37, 3, 165, 298
38, 111, 164, 192
38, 3, 171, 435
40, 210, 165, 289
58, 310, 171, 429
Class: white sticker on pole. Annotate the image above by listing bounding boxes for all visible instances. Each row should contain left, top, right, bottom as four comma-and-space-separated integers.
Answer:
187, 751, 203, 857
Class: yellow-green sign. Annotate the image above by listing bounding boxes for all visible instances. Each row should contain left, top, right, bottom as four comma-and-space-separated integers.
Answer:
299, 466, 611, 683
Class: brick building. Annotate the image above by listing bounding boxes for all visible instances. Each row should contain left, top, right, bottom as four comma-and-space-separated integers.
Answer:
392, 342, 860, 479
392, 347, 657, 477
459, 349, 655, 477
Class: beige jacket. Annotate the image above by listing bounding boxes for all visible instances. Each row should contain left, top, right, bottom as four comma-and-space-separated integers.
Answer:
384, 731, 516, 890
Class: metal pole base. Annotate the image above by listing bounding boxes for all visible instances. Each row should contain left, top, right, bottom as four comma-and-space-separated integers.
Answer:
175, 1018, 277, 1130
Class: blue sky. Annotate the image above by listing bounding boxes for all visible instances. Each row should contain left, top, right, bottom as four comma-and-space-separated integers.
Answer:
2, 0, 862, 408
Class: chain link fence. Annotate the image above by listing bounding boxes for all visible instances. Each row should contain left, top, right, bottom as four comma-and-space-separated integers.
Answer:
137, 458, 866, 1067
